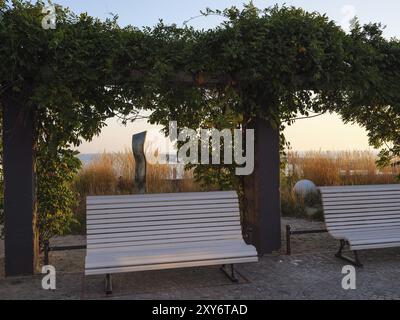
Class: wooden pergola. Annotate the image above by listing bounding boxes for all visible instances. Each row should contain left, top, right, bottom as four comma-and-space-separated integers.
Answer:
2, 72, 281, 277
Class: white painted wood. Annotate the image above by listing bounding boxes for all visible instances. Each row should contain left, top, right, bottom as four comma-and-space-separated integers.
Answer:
87, 229, 243, 241
324, 207, 400, 215
323, 203, 400, 211
325, 211, 400, 219
322, 199, 400, 206
87, 190, 237, 202
319, 184, 400, 251
85, 240, 257, 273
87, 226, 242, 239
319, 184, 400, 192
326, 219, 400, 227
322, 192, 400, 199
87, 243, 255, 264
87, 210, 239, 221
87, 219, 241, 231
87, 203, 240, 215
85, 257, 258, 275
85, 191, 258, 277
86, 249, 256, 271
87, 199, 239, 211
87, 235, 244, 250
333, 229, 400, 239
351, 241, 400, 250
87, 239, 249, 253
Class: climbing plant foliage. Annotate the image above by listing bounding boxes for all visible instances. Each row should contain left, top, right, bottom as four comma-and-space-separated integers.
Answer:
0, 0, 400, 241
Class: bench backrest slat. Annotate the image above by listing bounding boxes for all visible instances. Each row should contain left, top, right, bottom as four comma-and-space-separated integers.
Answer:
86, 191, 243, 251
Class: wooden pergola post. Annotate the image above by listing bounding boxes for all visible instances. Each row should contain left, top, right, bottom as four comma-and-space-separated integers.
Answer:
243, 117, 281, 254
2, 94, 39, 276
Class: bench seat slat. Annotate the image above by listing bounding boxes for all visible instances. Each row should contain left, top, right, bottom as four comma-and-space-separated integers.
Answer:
334, 230, 400, 240
87, 239, 248, 253
86, 245, 257, 271
87, 234, 244, 250
88, 233, 242, 248
86, 253, 258, 271
340, 237, 400, 246
87, 240, 254, 260
85, 257, 258, 275
351, 241, 400, 250
351, 238, 400, 246
87, 225, 241, 237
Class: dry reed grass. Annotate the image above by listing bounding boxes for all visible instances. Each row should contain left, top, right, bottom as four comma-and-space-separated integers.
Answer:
286, 150, 399, 186
281, 150, 400, 219
71, 150, 203, 227
72, 149, 400, 225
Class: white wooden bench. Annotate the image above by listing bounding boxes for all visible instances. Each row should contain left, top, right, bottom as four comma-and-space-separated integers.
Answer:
319, 184, 400, 267
85, 191, 258, 293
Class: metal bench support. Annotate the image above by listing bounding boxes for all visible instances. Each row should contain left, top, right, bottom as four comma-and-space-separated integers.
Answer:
105, 274, 113, 295
286, 224, 328, 255
335, 240, 363, 268
220, 264, 239, 282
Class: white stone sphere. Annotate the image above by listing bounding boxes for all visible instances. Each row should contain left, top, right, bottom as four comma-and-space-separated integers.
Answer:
293, 179, 318, 197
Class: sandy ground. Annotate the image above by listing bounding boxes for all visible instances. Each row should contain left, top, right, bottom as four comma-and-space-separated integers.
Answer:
0, 218, 399, 300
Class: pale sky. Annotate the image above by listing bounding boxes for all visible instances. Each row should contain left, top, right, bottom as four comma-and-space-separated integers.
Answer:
49, 0, 400, 153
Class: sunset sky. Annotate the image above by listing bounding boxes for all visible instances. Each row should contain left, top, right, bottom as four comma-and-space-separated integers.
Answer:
49, 0, 400, 153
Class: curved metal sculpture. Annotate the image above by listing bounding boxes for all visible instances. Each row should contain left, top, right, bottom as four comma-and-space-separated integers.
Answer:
132, 131, 147, 194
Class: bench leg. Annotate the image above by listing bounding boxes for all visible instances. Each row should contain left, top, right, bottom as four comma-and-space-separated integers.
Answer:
220, 264, 239, 283
105, 274, 113, 295
335, 240, 363, 268
43, 240, 50, 266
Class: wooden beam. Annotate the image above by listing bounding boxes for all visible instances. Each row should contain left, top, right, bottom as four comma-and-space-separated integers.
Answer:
2, 94, 39, 276
131, 70, 237, 87
243, 117, 281, 253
